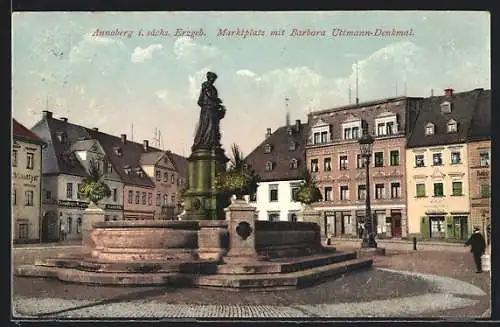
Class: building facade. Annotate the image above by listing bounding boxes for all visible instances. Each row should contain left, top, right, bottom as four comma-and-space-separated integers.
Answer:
12, 119, 46, 243
245, 120, 308, 221
306, 97, 421, 239
405, 88, 489, 240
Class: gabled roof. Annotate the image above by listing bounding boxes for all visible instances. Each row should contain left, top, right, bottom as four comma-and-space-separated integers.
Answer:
245, 122, 309, 182
13, 119, 45, 145
406, 88, 487, 148
467, 89, 491, 142
167, 151, 189, 179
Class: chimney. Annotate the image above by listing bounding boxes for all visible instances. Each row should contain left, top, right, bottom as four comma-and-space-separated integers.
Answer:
42, 110, 53, 119
295, 119, 301, 132
266, 128, 272, 138
60, 117, 68, 122
92, 127, 99, 131
143, 140, 149, 151
444, 88, 454, 97
120, 134, 127, 144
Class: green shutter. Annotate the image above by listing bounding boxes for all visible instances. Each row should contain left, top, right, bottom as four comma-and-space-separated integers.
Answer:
446, 216, 454, 239
416, 184, 426, 197
420, 216, 429, 239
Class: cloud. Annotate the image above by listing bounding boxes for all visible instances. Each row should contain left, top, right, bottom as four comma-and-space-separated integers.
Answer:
236, 69, 258, 79
155, 89, 168, 102
188, 67, 211, 101
173, 37, 220, 63
68, 30, 124, 64
131, 44, 163, 63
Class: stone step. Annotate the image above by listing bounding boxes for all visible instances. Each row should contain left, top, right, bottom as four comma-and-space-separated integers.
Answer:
15, 257, 372, 290
195, 258, 373, 290
217, 251, 357, 275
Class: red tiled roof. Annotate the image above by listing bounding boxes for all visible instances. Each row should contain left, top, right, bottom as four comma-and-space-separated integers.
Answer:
13, 119, 45, 144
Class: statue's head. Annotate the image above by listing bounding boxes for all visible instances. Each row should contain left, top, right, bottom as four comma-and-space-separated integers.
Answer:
206, 71, 218, 82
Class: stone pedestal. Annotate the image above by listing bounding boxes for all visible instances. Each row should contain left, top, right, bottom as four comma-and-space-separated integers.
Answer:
301, 207, 325, 244
198, 220, 229, 261
183, 146, 229, 220
82, 203, 105, 251
223, 199, 260, 263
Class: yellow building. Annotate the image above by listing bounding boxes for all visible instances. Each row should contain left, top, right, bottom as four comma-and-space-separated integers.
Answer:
405, 88, 489, 240
12, 119, 46, 243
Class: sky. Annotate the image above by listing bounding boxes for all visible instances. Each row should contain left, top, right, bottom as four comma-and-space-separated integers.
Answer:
12, 11, 490, 157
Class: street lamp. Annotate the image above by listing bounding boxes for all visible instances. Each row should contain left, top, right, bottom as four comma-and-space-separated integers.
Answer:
359, 129, 377, 248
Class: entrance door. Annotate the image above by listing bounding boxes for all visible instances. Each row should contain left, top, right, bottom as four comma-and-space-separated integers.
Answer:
429, 216, 445, 239
42, 211, 58, 242
391, 212, 402, 238
459, 216, 468, 240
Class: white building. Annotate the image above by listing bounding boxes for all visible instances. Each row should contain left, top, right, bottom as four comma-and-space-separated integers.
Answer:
245, 119, 308, 221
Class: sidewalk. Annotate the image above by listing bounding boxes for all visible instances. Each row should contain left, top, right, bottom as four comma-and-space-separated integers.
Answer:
330, 237, 467, 253
13, 240, 82, 249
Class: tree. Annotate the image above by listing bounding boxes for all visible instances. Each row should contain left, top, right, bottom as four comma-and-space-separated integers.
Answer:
297, 169, 322, 206
78, 158, 111, 205
214, 143, 260, 200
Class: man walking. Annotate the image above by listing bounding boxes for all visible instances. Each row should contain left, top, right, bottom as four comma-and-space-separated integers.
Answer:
464, 226, 486, 273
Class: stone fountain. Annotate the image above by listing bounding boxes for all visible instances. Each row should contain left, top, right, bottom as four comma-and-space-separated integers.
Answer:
15, 72, 373, 290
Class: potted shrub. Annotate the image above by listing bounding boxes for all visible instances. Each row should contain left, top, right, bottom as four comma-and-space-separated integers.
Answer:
214, 143, 259, 201
78, 158, 112, 206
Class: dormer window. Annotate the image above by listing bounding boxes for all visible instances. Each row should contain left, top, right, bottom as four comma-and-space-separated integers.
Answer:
310, 119, 331, 144
264, 144, 272, 153
447, 119, 457, 133
289, 158, 298, 169
425, 123, 435, 135
265, 161, 273, 171
441, 101, 452, 114
287, 126, 293, 136
56, 132, 67, 144
374, 111, 398, 136
289, 141, 296, 151
123, 165, 131, 175
113, 147, 123, 157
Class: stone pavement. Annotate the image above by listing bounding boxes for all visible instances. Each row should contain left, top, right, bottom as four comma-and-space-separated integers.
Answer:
11, 245, 491, 319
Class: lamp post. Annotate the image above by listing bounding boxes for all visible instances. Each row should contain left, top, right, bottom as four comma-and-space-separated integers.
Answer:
359, 129, 377, 248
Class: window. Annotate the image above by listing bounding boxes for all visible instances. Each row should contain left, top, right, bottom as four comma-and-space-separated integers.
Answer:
156, 193, 161, 206
148, 193, 152, 205
311, 159, 319, 172
171, 174, 175, 184
112, 188, 117, 202
128, 190, 133, 204
268, 213, 280, 222
415, 154, 425, 167
76, 217, 82, 234
357, 185, 366, 200
416, 184, 426, 197
171, 195, 175, 203
433, 153, 443, 166
142, 192, 147, 205
67, 217, 72, 234
289, 141, 296, 151
135, 191, 140, 204
357, 154, 365, 168
324, 158, 332, 171
352, 127, 360, 139
321, 131, 328, 143
314, 132, 320, 144
441, 101, 452, 113
377, 123, 385, 136
374, 152, 384, 167
452, 182, 463, 196
447, 120, 457, 133
290, 213, 298, 222
26, 153, 34, 169
391, 182, 401, 199
66, 183, 73, 199
269, 185, 278, 202
344, 128, 352, 140
13, 188, 16, 205
163, 194, 168, 206
480, 152, 490, 167
107, 162, 113, 174
375, 184, 384, 199
390, 150, 400, 166
425, 123, 434, 135
451, 152, 461, 164
161, 172, 167, 182
250, 193, 257, 202
287, 127, 293, 136
265, 161, 273, 172
386, 122, 394, 135
18, 223, 28, 239
339, 155, 348, 170
289, 158, 298, 169
155, 170, 161, 181
12, 150, 17, 167
433, 183, 444, 197
264, 144, 272, 153
340, 185, 349, 201
77, 184, 82, 199
291, 185, 300, 202
480, 184, 490, 198
324, 186, 333, 201
45, 190, 51, 200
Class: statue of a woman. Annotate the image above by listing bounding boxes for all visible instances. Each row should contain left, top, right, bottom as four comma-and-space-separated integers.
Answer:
192, 72, 226, 150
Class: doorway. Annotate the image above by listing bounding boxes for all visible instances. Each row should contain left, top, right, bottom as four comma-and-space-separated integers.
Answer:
42, 211, 58, 242
391, 211, 402, 238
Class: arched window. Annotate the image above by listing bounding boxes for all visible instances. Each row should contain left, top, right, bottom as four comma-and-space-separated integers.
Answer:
289, 158, 298, 169
265, 161, 273, 172
163, 194, 168, 206
76, 217, 82, 234
425, 123, 435, 135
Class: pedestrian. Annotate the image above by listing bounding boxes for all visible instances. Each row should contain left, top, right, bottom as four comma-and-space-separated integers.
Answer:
60, 222, 66, 241
358, 222, 365, 239
464, 226, 486, 273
